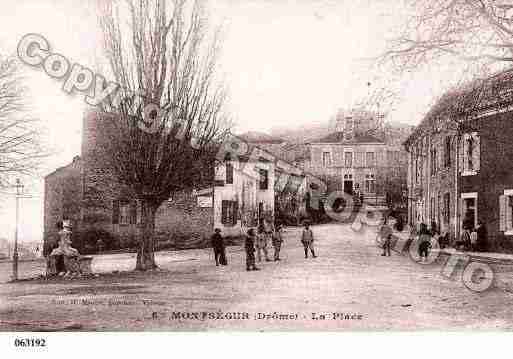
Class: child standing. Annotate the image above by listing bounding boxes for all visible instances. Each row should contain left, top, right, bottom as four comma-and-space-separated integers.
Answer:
272, 224, 284, 261
301, 222, 317, 258
256, 222, 271, 262
382, 234, 392, 256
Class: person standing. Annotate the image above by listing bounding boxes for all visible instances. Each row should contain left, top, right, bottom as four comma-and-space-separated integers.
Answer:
456, 227, 472, 251
272, 224, 284, 261
211, 228, 227, 266
245, 228, 260, 271
256, 222, 271, 262
476, 220, 488, 252
417, 223, 431, 261
382, 234, 392, 256
301, 222, 317, 258
470, 227, 478, 252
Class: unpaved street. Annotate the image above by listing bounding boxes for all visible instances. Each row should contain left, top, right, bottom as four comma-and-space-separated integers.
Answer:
2, 223, 513, 331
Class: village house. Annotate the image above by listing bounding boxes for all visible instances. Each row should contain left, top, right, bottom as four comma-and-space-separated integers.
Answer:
43, 109, 316, 253
404, 69, 513, 253
303, 110, 408, 207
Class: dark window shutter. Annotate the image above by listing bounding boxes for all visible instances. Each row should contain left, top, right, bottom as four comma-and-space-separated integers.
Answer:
233, 201, 239, 225
221, 200, 229, 224
112, 200, 120, 224
226, 163, 233, 184
260, 169, 268, 190
130, 201, 137, 224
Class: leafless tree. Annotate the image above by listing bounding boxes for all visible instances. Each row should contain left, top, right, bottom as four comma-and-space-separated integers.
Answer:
98, 0, 231, 270
0, 55, 46, 188
379, 0, 513, 72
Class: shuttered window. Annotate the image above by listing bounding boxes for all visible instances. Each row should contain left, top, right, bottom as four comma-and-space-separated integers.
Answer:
461, 132, 480, 174
322, 152, 331, 167
499, 192, 513, 233
259, 169, 268, 190
366, 152, 374, 167
130, 201, 137, 224
226, 163, 233, 184
112, 200, 120, 224
355, 152, 364, 168
221, 200, 238, 226
119, 202, 130, 225
444, 136, 451, 167
344, 152, 353, 168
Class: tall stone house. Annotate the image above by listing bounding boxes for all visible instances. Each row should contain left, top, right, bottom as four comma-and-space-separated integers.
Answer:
404, 69, 513, 253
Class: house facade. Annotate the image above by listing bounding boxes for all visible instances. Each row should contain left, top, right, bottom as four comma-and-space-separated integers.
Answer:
303, 114, 408, 206
405, 70, 513, 252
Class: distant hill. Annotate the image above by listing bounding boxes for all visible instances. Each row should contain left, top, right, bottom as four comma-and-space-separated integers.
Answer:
269, 120, 334, 144
237, 131, 285, 144
269, 119, 414, 146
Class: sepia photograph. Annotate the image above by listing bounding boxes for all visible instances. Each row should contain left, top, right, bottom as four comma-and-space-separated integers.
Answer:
1, 1, 513, 346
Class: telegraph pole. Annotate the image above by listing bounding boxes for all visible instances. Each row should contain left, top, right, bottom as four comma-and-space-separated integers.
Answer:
12, 178, 24, 281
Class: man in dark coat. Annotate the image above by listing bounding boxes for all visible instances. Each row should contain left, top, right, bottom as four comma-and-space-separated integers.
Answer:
476, 220, 488, 252
245, 228, 260, 271
211, 228, 227, 266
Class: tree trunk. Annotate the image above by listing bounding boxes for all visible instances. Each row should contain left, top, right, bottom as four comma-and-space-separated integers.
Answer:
136, 201, 158, 271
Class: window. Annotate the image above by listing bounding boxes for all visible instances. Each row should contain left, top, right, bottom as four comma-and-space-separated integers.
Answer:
221, 200, 238, 226
414, 152, 419, 184
430, 147, 437, 175
112, 200, 119, 224
259, 168, 268, 190
366, 152, 374, 167
112, 200, 136, 225
119, 202, 131, 225
322, 152, 332, 167
461, 192, 477, 230
226, 163, 233, 184
462, 132, 480, 175
444, 136, 451, 167
443, 193, 450, 223
500, 190, 513, 234
365, 174, 375, 193
344, 152, 353, 168
430, 196, 436, 223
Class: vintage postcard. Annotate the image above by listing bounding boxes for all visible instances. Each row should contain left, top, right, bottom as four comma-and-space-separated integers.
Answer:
1, 0, 513, 344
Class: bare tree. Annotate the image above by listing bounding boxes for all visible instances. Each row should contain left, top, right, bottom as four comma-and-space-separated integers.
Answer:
0, 55, 46, 188
379, 0, 513, 72
98, 0, 231, 270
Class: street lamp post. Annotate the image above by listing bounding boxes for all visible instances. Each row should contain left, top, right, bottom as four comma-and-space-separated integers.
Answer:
12, 178, 24, 281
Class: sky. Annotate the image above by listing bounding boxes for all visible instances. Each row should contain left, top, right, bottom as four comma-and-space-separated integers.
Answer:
0, 0, 470, 243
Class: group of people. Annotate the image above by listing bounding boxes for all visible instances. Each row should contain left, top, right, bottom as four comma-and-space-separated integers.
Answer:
211, 220, 318, 271
455, 220, 488, 252
379, 216, 489, 262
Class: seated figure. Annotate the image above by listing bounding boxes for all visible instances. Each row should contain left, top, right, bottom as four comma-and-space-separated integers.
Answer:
48, 222, 80, 275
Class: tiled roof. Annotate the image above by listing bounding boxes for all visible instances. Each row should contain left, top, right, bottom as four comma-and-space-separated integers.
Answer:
313, 131, 384, 144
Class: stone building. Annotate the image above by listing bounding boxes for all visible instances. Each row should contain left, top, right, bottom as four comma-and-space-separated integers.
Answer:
303, 111, 408, 206
404, 69, 513, 252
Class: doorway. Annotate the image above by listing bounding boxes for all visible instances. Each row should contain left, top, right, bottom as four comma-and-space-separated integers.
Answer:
343, 180, 353, 195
